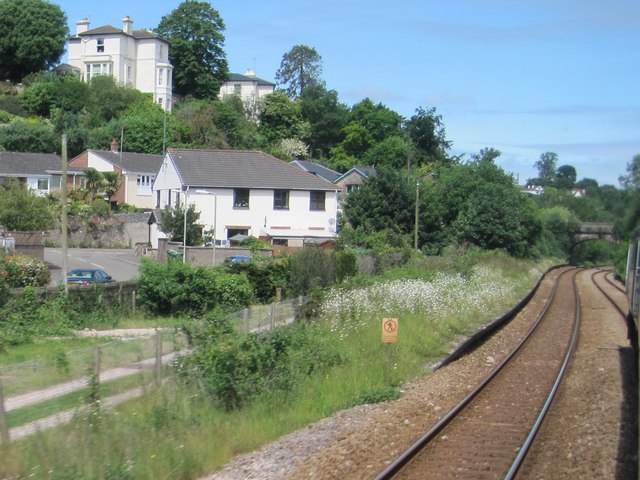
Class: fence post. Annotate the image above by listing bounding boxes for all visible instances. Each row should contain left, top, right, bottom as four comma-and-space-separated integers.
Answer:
93, 345, 101, 383
155, 329, 162, 386
270, 303, 276, 330
132, 290, 137, 312
0, 377, 10, 444
243, 308, 249, 334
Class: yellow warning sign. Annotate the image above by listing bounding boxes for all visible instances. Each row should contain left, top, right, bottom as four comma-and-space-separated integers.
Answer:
381, 318, 398, 344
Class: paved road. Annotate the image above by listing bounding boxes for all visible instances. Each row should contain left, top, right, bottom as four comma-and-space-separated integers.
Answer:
44, 248, 142, 286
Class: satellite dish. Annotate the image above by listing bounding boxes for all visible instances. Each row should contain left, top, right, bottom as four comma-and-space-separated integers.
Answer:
328, 218, 335, 225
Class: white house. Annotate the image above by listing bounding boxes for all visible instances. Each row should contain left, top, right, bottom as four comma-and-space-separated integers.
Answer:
152, 149, 340, 248
69, 140, 163, 209
219, 69, 275, 118
0, 152, 84, 196
67, 16, 173, 111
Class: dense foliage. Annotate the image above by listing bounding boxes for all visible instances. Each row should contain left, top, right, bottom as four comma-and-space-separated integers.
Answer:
0, 0, 68, 82
0, 253, 50, 287
155, 0, 229, 100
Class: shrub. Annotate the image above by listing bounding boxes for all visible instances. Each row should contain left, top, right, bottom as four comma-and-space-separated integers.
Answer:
0, 253, 50, 287
225, 256, 290, 303
137, 258, 253, 316
289, 248, 337, 296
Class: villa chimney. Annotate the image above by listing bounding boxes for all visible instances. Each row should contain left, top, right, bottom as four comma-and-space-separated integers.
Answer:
76, 18, 90, 35
244, 68, 256, 77
122, 16, 133, 35
110, 138, 119, 153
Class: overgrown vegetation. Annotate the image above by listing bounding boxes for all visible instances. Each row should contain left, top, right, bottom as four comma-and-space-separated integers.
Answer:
0, 250, 553, 479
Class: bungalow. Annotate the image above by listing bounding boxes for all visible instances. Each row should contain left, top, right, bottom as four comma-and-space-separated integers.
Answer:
152, 149, 340, 248
69, 140, 163, 209
0, 151, 83, 195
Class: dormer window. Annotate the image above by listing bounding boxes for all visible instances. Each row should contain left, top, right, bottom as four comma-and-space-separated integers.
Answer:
97, 38, 104, 53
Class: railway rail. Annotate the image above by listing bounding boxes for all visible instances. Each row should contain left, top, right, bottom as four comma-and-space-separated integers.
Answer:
374, 266, 584, 479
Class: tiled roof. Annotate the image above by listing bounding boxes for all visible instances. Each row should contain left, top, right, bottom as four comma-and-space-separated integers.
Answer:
72, 26, 165, 41
335, 165, 377, 183
0, 152, 83, 176
228, 73, 276, 86
290, 160, 341, 183
168, 149, 339, 191
88, 150, 163, 174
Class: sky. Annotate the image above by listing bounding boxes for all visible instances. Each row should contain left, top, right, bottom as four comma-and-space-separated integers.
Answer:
57, 0, 640, 186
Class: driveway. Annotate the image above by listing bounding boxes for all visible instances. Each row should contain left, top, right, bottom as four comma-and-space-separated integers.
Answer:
44, 248, 142, 286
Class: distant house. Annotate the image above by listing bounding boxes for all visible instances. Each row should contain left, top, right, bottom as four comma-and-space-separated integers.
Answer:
69, 140, 163, 209
152, 149, 340, 248
523, 185, 544, 195
67, 16, 173, 110
0, 152, 83, 196
219, 69, 275, 117
334, 166, 377, 196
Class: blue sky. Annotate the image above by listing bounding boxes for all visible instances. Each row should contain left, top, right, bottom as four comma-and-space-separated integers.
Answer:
57, 0, 639, 186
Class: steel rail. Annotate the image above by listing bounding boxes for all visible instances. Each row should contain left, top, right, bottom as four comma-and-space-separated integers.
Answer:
503, 267, 582, 479
373, 267, 578, 480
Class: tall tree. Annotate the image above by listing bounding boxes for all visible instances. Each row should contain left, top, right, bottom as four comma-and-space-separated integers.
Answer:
0, 0, 68, 82
405, 106, 452, 168
534, 151, 558, 186
554, 164, 577, 189
619, 153, 640, 190
156, 0, 229, 100
275, 45, 323, 99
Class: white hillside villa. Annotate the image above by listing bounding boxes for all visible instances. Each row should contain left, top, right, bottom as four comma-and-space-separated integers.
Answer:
152, 149, 340, 248
67, 16, 173, 111
219, 69, 275, 117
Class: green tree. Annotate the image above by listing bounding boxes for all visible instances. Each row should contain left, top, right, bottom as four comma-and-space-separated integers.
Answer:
20, 72, 89, 117
299, 84, 349, 157
343, 167, 415, 236
156, 0, 229, 100
83, 168, 103, 202
554, 164, 577, 189
258, 91, 310, 146
0, 121, 58, 152
0, 0, 68, 82
103, 171, 121, 207
619, 153, 640, 190
159, 203, 202, 246
0, 178, 54, 230
533, 151, 558, 186
85, 75, 148, 126
275, 45, 323, 99
405, 106, 452, 168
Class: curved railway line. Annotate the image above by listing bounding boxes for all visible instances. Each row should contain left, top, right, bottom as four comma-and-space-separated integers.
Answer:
371, 266, 636, 479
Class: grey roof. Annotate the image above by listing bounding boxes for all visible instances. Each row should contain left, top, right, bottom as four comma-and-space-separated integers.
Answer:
71, 26, 166, 42
335, 165, 377, 183
228, 73, 275, 86
168, 149, 339, 191
88, 150, 163, 174
0, 152, 83, 176
291, 160, 341, 183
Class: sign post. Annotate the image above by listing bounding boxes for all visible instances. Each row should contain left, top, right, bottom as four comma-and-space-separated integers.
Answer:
382, 318, 398, 385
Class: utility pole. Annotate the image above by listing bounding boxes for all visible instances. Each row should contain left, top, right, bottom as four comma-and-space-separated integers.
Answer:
61, 134, 69, 295
414, 181, 419, 250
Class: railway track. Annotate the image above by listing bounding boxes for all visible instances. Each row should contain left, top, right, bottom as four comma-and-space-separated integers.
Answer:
374, 267, 583, 479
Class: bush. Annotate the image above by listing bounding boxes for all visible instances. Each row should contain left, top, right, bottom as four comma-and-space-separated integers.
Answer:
225, 256, 290, 303
289, 248, 337, 296
137, 258, 253, 317
0, 253, 50, 287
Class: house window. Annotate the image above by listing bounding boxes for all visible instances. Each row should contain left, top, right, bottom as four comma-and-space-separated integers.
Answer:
37, 178, 49, 191
233, 83, 242, 95
272, 238, 288, 246
97, 38, 104, 53
273, 190, 289, 210
346, 184, 360, 193
85, 62, 111, 81
234, 188, 250, 208
158, 68, 163, 86
137, 175, 155, 195
310, 191, 326, 211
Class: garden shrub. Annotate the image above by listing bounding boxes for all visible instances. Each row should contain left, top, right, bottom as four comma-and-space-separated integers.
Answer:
137, 258, 253, 317
0, 253, 51, 287
225, 256, 290, 303
289, 248, 337, 295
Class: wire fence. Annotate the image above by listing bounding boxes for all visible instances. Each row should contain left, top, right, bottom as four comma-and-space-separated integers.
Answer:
0, 295, 308, 444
